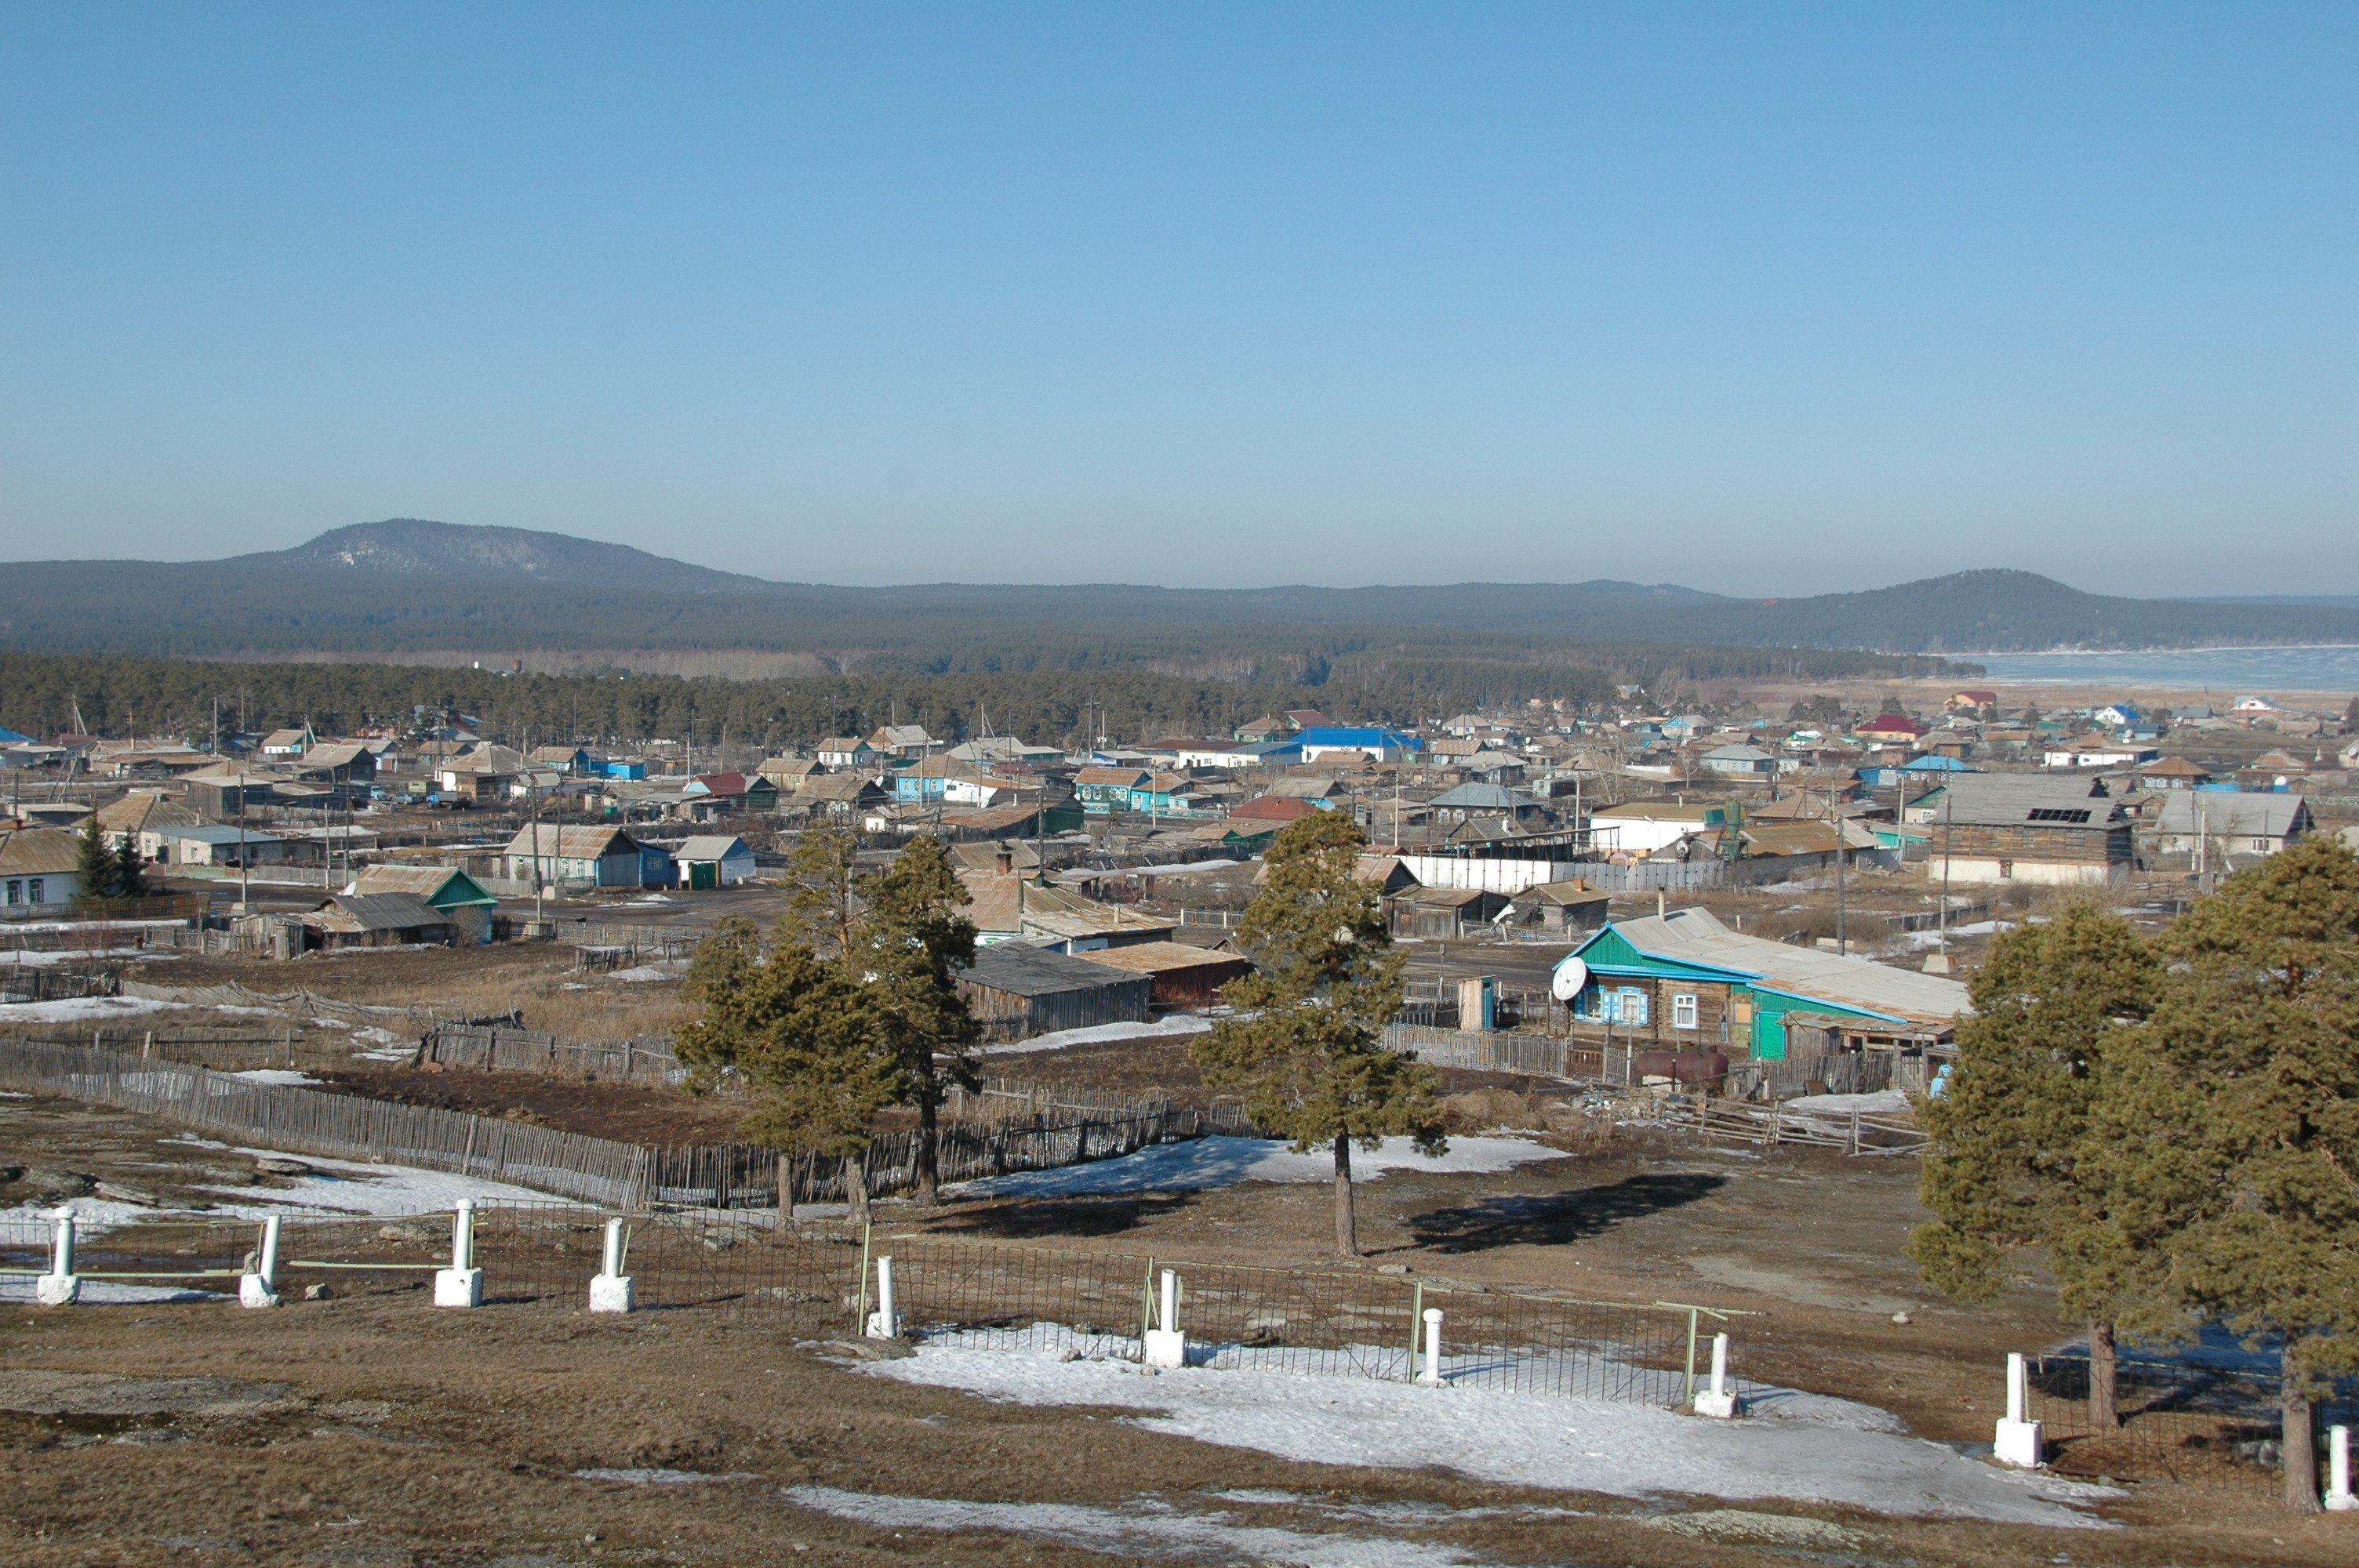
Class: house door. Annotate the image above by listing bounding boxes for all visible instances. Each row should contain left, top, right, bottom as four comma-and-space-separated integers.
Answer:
689, 861, 718, 890
1752, 1000, 1789, 1061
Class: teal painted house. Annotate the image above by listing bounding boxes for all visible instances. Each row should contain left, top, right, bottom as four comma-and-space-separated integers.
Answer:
1554, 907, 1969, 1060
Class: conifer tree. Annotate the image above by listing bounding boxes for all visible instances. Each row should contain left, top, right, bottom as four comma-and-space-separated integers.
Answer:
674, 917, 903, 1226
1908, 897, 2161, 1427
850, 834, 980, 1204
781, 822, 861, 957
74, 817, 115, 901
2099, 838, 2359, 1512
1190, 811, 1443, 1256
111, 835, 149, 900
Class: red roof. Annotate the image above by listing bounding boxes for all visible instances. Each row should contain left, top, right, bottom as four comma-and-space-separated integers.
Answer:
693, 771, 751, 795
1229, 794, 1318, 822
1859, 715, 1928, 736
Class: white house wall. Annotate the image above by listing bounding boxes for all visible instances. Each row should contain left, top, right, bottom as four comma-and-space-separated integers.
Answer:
1393, 855, 1587, 895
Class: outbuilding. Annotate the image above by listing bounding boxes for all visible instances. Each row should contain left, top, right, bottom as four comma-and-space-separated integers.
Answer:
674, 834, 758, 889
954, 943, 1153, 1040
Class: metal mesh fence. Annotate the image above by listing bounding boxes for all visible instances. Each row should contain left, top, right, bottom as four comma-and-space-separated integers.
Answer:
3, 1208, 1749, 1410
2023, 1345, 2359, 1488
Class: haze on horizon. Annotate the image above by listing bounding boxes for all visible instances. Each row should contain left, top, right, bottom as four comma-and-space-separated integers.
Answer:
2, 5, 2354, 599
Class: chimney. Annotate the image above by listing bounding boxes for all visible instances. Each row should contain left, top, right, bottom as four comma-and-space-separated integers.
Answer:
1656, 888, 1667, 920
995, 845, 1013, 874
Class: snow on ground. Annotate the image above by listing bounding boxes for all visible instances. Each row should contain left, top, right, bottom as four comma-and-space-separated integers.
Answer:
0, 946, 174, 967
783, 1483, 1484, 1566
227, 1069, 323, 1087
0, 995, 183, 1023
609, 964, 685, 983
950, 1133, 1560, 1200
856, 1337, 2117, 1528
0, 1143, 572, 1241
0, 1279, 223, 1305
981, 1016, 1213, 1057
1783, 1090, 1912, 1116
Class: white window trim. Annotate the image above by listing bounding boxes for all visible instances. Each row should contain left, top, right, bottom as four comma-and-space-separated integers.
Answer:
1672, 993, 1699, 1030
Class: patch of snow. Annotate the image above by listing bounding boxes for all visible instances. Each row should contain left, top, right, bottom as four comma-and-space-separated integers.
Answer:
982, 1016, 1212, 1057
0, 996, 182, 1022
1783, 1091, 1911, 1116
857, 1338, 2118, 1528
0, 946, 165, 967
576, 1468, 761, 1486
950, 1134, 1558, 1200
229, 1069, 322, 1087
608, 964, 682, 983
782, 1485, 1481, 1567
0, 1279, 225, 1305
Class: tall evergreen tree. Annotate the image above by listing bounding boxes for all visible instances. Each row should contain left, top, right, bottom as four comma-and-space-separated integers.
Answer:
1190, 811, 1443, 1256
111, 835, 149, 900
74, 817, 116, 901
1908, 898, 2161, 1427
2099, 838, 2359, 1512
674, 917, 903, 1226
780, 823, 862, 958
851, 834, 980, 1204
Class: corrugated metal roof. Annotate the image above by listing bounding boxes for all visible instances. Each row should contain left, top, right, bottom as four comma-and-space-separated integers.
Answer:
956, 943, 1150, 999
1580, 907, 1969, 1023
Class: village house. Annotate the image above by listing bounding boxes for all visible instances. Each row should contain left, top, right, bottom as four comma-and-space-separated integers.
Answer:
258, 724, 316, 759
345, 865, 500, 943
1070, 940, 1251, 1008
156, 823, 286, 869
95, 791, 203, 862
1928, 773, 2134, 884
1698, 742, 1778, 779
502, 825, 674, 888
0, 828, 81, 914
2150, 792, 2311, 862
796, 772, 888, 820
299, 891, 456, 951
816, 736, 878, 770
1557, 906, 1969, 1062
1588, 800, 1740, 857
672, 833, 758, 889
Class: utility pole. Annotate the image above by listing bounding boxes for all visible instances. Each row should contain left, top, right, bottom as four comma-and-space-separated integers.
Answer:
1936, 789, 1954, 970
1831, 787, 1847, 956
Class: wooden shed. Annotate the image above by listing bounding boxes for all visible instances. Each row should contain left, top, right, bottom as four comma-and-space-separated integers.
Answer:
1070, 940, 1250, 1008
955, 943, 1153, 1040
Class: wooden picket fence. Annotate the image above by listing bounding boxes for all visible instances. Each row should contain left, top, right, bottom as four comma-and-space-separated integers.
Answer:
0, 1037, 652, 1207
420, 1022, 680, 1087
1677, 1093, 1927, 1156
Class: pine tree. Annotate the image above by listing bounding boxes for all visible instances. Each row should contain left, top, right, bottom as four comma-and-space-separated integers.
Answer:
74, 817, 116, 901
1907, 897, 2161, 1428
674, 917, 903, 1227
2099, 838, 2359, 1512
1190, 811, 1443, 1257
781, 823, 861, 957
111, 835, 149, 901
850, 834, 981, 1204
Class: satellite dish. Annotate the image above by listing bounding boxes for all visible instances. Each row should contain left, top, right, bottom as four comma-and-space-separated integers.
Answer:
1551, 956, 1589, 1003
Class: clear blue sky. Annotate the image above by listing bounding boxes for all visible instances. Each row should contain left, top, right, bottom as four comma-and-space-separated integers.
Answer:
2, 3, 2352, 595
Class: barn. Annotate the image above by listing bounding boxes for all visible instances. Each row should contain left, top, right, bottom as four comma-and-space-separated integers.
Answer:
954, 943, 1153, 1040
1070, 940, 1251, 1008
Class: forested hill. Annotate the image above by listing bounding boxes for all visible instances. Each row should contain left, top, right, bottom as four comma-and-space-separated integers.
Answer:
3, 522, 2355, 658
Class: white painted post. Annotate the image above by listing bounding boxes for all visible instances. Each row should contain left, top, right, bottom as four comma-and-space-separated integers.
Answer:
1143, 1267, 1186, 1368
2327, 1425, 2355, 1512
589, 1217, 634, 1314
35, 1212, 79, 1306
1692, 1331, 1739, 1417
239, 1215, 282, 1308
1993, 1352, 2044, 1467
1417, 1307, 1444, 1386
433, 1199, 485, 1308
865, 1254, 897, 1338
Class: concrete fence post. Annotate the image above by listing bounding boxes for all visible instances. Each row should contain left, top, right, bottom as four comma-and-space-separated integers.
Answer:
2328, 1425, 2355, 1512
1993, 1352, 2043, 1467
239, 1215, 282, 1308
36, 1212, 79, 1306
1417, 1307, 1445, 1386
1144, 1268, 1186, 1368
433, 1199, 484, 1308
866, 1254, 897, 1339
589, 1217, 634, 1314
1692, 1331, 1739, 1417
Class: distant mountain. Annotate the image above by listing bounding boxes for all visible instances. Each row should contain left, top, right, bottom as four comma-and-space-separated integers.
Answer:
3, 521, 2356, 661
231, 517, 776, 594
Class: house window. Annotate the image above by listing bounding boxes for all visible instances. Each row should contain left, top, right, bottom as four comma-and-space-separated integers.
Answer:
1673, 993, 1699, 1030
2252, 838, 2270, 852
5, 880, 18, 905
27, 879, 44, 903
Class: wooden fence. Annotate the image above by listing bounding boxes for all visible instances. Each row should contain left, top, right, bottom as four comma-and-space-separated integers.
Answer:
1383, 1022, 1574, 1079
1676, 1094, 1927, 1156
649, 1094, 1256, 1209
0, 1037, 652, 1207
420, 1022, 680, 1087
0, 965, 120, 1005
